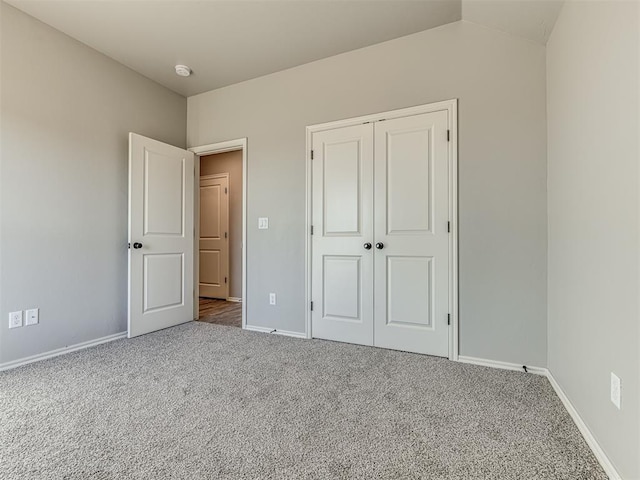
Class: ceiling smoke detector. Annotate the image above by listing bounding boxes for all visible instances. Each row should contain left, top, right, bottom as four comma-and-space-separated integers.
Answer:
175, 65, 192, 77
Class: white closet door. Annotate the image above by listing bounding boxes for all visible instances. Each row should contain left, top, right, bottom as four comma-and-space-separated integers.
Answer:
373, 111, 450, 356
311, 124, 374, 346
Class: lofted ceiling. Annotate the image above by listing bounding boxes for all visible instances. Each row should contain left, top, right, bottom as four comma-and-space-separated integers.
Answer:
463, 0, 563, 45
5, 0, 562, 97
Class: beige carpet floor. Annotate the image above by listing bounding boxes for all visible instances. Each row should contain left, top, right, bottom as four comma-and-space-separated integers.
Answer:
0, 322, 606, 479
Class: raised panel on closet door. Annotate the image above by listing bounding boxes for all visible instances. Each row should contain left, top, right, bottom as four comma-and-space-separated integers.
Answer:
373, 111, 450, 356
311, 123, 374, 346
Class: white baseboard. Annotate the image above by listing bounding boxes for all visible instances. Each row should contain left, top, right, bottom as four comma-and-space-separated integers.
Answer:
546, 372, 621, 480
0, 331, 127, 372
457, 355, 621, 480
227, 297, 242, 303
243, 324, 306, 339
457, 355, 547, 376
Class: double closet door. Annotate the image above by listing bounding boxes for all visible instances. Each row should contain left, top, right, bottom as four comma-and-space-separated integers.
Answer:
311, 110, 450, 357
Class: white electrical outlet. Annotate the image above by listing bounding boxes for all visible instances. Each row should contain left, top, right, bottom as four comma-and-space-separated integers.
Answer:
269, 293, 276, 305
258, 217, 269, 230
611, 372, 621, 409
25, 308, 39, 326
9, 311, 23, 329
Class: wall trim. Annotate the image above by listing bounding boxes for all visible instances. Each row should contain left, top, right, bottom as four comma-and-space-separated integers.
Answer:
0, 332, 127, 372
227, 297, 242, 303
457, 355, 547, 375
458, 355, 621, 479
243, 325, 306, 339
546, 371, 622, 480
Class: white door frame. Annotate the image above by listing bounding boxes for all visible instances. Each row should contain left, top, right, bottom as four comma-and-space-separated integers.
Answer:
190, 139, 248, 329
304, 99, 459, 360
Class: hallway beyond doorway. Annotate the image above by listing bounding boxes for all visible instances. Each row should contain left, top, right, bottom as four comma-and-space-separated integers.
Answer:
198, 298, 241, 327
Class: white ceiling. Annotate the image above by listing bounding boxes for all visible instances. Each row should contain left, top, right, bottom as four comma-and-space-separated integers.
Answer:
5, 0, 562, 97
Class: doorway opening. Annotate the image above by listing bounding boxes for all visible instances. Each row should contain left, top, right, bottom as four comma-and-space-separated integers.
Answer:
191, 139, 247, 329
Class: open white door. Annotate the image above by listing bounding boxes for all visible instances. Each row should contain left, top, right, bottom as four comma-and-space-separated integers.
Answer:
128, 133, 195, 338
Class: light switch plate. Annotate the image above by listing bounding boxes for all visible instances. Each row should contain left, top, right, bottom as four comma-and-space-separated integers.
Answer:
25, 308, 39, 326
269, 293, 276, 305
611, 372, 621, 409
258, 217, 269, 229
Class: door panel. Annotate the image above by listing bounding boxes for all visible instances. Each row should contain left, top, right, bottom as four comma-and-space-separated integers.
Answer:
200, 184, 221, 237
143, 253, 184, 312
128, 133, 194, 338
144, 151, 185, 235
374, 111, 449, 356
199, 175, 229, 299
199, 251, 221, 285
386, 256, 432, 327
323, 256, 361, 320
386, 128, 433, 234
311, 124, 374, 346
323, 141, 362, 235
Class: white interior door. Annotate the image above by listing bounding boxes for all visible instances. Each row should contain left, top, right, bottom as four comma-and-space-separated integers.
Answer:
311, 124, 374, 346
199, 174, 229, 299
128, 133, 195, 338
373, 111, 450, 356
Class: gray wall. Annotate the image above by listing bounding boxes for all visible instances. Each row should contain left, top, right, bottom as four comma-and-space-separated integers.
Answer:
0, 3, 187, 365
188, 20, 548, 366
201, 151, 243, 299
547, 2, 640, 478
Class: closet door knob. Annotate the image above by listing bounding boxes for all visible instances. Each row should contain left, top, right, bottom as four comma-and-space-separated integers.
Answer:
133, 242, 143, 249
375, 242, 384, 250
363, 243, 372, 250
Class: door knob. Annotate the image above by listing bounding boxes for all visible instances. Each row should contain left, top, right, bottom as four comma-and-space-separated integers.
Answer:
363, 243, 372, 250
375, 242, 384, 250
133, 242, 143, 249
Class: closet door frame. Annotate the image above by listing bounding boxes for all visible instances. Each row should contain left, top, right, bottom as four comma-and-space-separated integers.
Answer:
305, 99, 459, 360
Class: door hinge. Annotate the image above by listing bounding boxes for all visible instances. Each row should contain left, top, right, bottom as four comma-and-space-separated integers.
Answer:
310, 150, 314, 160
447, 314, 451, 325
310, 301, 314, 311
447, 221, 451, 233
447, 130, 450, 142
310, 225, 314, 235
225, 187, 228, 194
225, 232, 228, 239
224, 277, 228, 284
